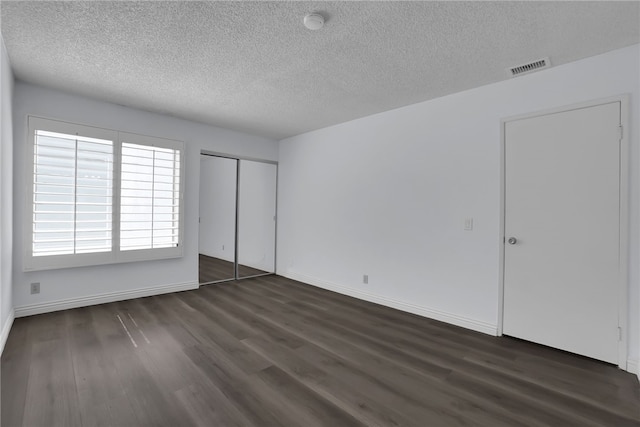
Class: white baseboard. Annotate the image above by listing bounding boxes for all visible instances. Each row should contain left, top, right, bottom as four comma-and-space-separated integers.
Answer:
1, 308, 15, 355
280, 269, 498, 336
627, 358, 638, 375
14, 281, 199, 318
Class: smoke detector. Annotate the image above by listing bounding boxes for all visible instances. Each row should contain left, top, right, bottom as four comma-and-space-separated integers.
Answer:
304, 13, 325, 30
508, 57, 551, 77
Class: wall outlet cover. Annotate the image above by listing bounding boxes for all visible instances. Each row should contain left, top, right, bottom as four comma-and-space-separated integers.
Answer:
30, 282, 40, 295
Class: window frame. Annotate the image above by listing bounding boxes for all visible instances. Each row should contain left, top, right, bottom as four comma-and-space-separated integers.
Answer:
24, 116, 185, 271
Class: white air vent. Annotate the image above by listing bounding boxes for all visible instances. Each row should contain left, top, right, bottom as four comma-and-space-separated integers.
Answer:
508, 57, 550, 77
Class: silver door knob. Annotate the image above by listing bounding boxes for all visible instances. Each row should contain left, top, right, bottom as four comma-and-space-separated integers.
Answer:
508, 237, 517, 245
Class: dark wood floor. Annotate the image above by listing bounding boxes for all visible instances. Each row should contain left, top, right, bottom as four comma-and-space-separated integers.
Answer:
2, 275, 639, 427
199, 254, 268, 283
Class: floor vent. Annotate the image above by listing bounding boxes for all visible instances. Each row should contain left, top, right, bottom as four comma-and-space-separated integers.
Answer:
508, 57, 550, 77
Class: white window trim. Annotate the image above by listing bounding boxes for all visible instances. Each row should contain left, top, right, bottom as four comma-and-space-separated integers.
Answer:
24, 116, 185, 272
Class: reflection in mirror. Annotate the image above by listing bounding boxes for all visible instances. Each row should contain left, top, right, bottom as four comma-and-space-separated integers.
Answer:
237, 160, 277, 278
199, 155, 237, 284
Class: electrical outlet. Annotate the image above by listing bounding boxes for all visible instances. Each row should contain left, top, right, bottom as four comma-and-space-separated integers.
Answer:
363, 274, 369, 284
464, 217, 474, 231
222, 244, 225, 251
30, 282, 40, 295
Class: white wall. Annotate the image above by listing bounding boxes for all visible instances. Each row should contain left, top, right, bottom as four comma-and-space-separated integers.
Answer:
199, 155, 237, 263
13, 82, 278, 314
1, 36, 15, 351
277, 45, 640, 368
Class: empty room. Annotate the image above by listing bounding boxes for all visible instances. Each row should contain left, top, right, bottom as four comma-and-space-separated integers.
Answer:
1, 1, 639, 426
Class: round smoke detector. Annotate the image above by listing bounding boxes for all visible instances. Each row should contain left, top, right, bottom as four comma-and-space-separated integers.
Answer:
303, 13, 324, 30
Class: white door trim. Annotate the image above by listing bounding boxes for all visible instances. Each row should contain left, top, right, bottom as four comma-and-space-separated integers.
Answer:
498, 94, 630, 371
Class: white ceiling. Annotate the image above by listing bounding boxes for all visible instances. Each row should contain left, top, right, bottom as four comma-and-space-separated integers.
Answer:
1, 1, 639, 140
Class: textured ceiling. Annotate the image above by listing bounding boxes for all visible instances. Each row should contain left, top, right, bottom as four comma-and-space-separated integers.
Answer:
1, 1, 639, 140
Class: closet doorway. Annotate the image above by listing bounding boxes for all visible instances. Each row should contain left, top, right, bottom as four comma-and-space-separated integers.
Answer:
199, 153, 277, 284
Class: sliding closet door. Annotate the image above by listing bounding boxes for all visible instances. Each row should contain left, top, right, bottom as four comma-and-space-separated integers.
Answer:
198, 155, 237, 283
237, 160, 277, 278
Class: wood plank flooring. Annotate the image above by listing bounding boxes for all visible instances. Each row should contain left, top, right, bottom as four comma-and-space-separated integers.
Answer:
2, 275, 639, 426
199, 254, 269, 283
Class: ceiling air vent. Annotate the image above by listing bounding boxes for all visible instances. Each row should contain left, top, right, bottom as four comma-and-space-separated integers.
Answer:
508, 57, 550, 77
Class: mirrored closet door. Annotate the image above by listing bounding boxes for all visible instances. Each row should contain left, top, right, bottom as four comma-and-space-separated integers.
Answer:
199, 155, 237, 283
199, 153, 277, 284
237, 160, 277, 278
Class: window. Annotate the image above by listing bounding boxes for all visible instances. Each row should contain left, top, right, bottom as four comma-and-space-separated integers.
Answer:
32, 129, 113, 257
119, 140, 181, 251
25, 117, 184, 271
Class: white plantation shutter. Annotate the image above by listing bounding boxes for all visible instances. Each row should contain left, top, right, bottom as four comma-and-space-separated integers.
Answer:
120, 142, 181, 251
32, 130, 114, 257
25, 117, 184, 271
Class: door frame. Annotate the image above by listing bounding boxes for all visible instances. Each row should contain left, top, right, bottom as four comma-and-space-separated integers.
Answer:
498, 95, 630, 370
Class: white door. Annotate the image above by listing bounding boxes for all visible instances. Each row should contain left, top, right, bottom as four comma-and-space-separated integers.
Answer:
503, 101, 621, 364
